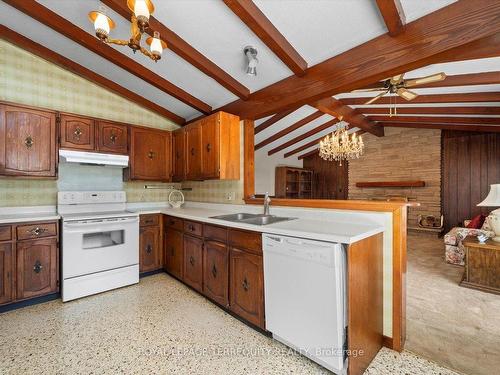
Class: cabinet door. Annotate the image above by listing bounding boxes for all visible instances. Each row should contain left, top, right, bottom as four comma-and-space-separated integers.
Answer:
165, 228, 183, 279
0, 243, 14, 305
201, 116, 220, 179
0, 104, 57, 177
96, 121, 128, 154
172, 128, 185, 182
128, 128, 171, 181
139, 226, 160, 273
183, 234, 203, 292
60, 114, 95, 151
203, 240, 229, 307
16, 238, 58, 300
229, 248, 265, 328
185, 123, 202, 180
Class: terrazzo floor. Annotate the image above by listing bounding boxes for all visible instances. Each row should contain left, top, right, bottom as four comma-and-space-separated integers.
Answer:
406, 232, 500, 375
0, 272, 460, 375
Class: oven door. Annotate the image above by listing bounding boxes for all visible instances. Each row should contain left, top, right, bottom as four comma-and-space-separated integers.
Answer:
62, 216, 139, 279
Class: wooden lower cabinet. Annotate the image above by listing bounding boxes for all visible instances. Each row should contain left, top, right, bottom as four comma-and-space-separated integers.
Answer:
164, 228, 184, 279
139, 226, 160, 273
203, 240, 229, 307
0, 243, 14, 305
229, 248, 265, 329
16, 238, 58, 300
183, 234, 203, 292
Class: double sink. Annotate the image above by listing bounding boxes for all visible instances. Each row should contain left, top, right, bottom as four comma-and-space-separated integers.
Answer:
210, 212, 296, 226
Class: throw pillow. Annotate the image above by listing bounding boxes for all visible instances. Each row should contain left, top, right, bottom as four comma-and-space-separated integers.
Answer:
467, 214, 487, 229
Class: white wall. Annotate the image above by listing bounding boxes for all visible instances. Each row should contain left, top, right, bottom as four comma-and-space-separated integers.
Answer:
254, 150, 303, 196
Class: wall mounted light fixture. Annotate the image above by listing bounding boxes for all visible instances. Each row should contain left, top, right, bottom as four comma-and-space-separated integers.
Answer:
244, 46, 258, 76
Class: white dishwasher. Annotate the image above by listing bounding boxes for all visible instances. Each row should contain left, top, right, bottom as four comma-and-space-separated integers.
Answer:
263, 234, 347, 374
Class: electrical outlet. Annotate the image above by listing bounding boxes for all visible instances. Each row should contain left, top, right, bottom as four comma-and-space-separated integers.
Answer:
225, 192, 235, 201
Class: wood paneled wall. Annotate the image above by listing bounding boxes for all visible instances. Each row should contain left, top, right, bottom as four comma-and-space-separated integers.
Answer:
303, 153, 348, 199
442, 130, 500, 232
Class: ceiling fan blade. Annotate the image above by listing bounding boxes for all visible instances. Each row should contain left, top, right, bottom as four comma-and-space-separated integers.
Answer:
351, 87, 387, 93
404, 72, 447, 87
396, 88, 418, 101
364, 90, 389, 105
390, 73, 405, 85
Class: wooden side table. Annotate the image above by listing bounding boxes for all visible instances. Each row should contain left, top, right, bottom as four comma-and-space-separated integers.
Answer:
461, 236, 500, 295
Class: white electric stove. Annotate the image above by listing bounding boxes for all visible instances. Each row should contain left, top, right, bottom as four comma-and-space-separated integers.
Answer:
58, 191, 139, 302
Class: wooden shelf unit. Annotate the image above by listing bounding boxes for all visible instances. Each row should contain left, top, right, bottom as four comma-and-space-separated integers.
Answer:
275, 166, 314, 199
356, 181, 425, 188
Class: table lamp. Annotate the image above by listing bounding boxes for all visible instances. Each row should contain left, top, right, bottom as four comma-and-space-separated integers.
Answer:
478, 184, 500, 242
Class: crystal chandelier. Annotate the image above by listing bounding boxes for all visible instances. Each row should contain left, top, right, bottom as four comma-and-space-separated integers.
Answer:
88, 0, 167, 62
318, 118, 364, 165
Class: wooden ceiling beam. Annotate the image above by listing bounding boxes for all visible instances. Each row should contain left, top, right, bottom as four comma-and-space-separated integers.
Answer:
368, 116, 500, 125
375, 0, 406, 36
0, 25, 185, 125
254, 110, 323, 150
223, 0, 307, 76
357, 106, 500, 116
312, 97, 384, 136
268, 118, 339, 156
220, 1, 500, 119
254, 108, 296, 135
4, 0, 212, 114
378, 121, 500, 133
298, 147, 320, 160
101, 0, 250, 100
341, 92, 500, 106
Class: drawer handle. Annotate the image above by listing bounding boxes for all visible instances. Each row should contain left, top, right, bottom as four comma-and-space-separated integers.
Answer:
146, 244, 153, 254
206, 143, 211, 152
33, 260, 43, 274
24, 135, 34, 149
211, 264, 217, 278
242, 277, 249, 291
28, 227, 47, 236
169, 220, 175, 225
109, 133, 117, 144
74, 127, 83, 140
190, 148, 195, 156
147, 150, 155, 160
144, 220, 154, 224
189, 256, 195, 266
188, 224, 195, 231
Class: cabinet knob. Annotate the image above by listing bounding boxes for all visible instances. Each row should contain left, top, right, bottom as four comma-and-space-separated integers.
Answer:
206, 143, 211, 152
189, 256, 195, 266
242, 277, 249, 291
110, 133, 117, 144
33, 260, 43, 274
147, 150, 155, 159
190, 148, 195, 156
189, 224, 195, 231
28, 227, 46, 236
24, 135, 34, 149
74, 127, 83, 140
146, 244, 152, 254
169, 220, 175, 225
211, 264, 217, 278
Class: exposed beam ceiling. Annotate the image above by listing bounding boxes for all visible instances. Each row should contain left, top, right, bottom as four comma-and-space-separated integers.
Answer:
0, 25, 185, 125
223, 0, 307, 76
254, 108, 296, 134
254, 110, 323, 150
284, 133, 331, 158
340, 92, 500, 105
358, 106, 500, 115
268, 118, 339, 156
377, 121, 500, 132
298, 147, 321, 160
375, 0, 406, 36
220, 0, 500, 119
4, 0, 211, 114
312, 97, 384, 136
101, 0, 250, 100
296, 130, 366, 160
369, 116, 500, 125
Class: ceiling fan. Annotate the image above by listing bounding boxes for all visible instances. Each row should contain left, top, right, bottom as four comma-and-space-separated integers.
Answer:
352, 72, 447, 105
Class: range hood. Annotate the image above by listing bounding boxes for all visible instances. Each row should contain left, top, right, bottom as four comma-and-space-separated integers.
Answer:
59, 150, 129, 167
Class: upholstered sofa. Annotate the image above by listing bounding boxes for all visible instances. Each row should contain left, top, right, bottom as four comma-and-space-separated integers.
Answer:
444, 219, 495, 266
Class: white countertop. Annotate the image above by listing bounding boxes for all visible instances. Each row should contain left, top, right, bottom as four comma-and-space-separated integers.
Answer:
0, 206, 60, 225
127, 202, 384, 244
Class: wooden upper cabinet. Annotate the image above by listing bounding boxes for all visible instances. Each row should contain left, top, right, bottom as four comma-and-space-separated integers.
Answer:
201, 116, 220, 179
0, 103, 57, 177
185, 122, 202, 180
96, 121, 128, 154
172, 128, 185, 182
59, 114, 95, 151
126, 127, 172, 181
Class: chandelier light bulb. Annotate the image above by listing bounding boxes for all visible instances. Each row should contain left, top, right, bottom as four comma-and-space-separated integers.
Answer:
89, 8, 115, 41
134, 0, 150, 19
150, 32, 163, 56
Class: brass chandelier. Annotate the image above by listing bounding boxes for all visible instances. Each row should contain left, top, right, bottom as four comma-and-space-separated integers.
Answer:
88, 0, 167, 62
318, 118, 364, 165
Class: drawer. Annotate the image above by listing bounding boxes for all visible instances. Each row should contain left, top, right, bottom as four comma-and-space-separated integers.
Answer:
140, 214, 160, 227
184, 220, 203, 237
0, 226, 12, 242
17, 222, 58, 241
165, 216, 183, 231
203, 224, 227, 243
229, 228, 262, 255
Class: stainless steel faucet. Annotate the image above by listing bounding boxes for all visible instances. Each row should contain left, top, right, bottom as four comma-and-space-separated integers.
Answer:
263, 192, 271, 216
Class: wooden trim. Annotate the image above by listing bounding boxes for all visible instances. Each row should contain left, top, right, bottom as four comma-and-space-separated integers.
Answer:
358, 106, 500, 116
376, 121, 500, 133
101, 0, 249, 100
383, 335, 394, 349
254, 108, 296, 135
4, 0, 211, 114
342, 92, 500, 106
356, 181, 425, 188
243, 119, 255, 199
370, 115, 500, 125
268, 118, 339, 155
298, 147, 319, 160
220, 1, 500, 119
254, 110, 323, 150
313, 97, 384, 137
375, 0, 406, 36
223, 0, 307, 76
0, 26, 185, 125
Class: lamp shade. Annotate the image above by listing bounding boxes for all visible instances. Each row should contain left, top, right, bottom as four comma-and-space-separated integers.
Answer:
477, 184, 500, 207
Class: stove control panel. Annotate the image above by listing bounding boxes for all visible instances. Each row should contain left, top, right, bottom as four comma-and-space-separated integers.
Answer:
58, 191, 126, 205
